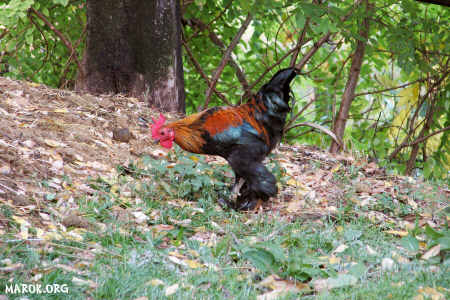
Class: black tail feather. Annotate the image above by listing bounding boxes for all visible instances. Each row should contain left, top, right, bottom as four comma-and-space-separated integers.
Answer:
260, 68, 297, 102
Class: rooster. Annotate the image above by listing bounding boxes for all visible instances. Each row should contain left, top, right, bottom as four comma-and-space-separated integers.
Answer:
151, 68, 297, 210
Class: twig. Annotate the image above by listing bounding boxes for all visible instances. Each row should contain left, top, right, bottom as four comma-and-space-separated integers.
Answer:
274, 13, 292, 66
203, 13, 252, 110
397, 126, 450, 153
388, 70, 449, 160
29, 8, 84, 78
182, 40, 232, 106
0, 182, 19, 195
184, 0, 233, 43
295, 32, 332, 71
354, 78, 426, 97
248, 41, 311, 90
59, 24, 87, 88
188, 18, 250, 97
285, 95, 317, 130
302, 38, 343, 76
284, 121, 343, 147
396, 126, 450, 153
27, 12, 50, 81
289, 18, 311, 67
0, 28, 10, 40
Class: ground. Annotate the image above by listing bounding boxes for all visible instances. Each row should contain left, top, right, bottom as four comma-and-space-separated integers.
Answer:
0, 77, 448, 299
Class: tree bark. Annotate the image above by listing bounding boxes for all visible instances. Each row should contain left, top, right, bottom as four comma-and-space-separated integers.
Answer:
329, 0, 371, 153
76, 0, 185, 113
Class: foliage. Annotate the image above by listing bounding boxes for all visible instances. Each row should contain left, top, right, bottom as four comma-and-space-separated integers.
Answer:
0, 0, 448, 177
0, 0, 85, 88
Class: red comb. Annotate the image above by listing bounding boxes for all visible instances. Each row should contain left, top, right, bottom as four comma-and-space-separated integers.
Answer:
151, 113, 166, 139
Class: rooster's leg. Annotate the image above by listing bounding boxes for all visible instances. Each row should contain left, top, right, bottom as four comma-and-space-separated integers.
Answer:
218, 177, 248, 210
227, 149, 277, 211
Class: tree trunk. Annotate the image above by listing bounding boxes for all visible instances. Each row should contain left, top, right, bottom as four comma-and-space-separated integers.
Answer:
329, 0, 371, 153
76, 0, 185, 113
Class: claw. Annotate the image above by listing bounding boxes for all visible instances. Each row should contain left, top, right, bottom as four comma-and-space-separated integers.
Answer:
236, 198, 263, 211
218, 198, 236, 210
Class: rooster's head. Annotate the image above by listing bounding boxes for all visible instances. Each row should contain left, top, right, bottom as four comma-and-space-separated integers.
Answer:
151, 113, 175, 149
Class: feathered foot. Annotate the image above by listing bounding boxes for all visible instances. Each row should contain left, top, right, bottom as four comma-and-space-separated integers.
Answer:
234, 198, 263, 211
217, 197, 263, 211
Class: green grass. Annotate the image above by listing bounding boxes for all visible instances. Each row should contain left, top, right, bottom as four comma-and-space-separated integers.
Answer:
1, 150, 448, 299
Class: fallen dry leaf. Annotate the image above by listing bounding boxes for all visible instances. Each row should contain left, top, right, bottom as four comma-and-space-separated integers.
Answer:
381, 258, 395, 271
384, 230, 409, 237
165, 283, 179, 296
421, 245, 440, 260
72, 277, 98, 289
257, 274, 308, 300
414, 286, 445, 300
184, 259, 203, 269
148, 279, 164, 286
313, 274, 357, 291
333, 244, 348, 254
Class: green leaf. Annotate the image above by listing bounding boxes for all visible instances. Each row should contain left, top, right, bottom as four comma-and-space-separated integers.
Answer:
259, 243, 286, 263
295, 10, 306, 28
213, 236, 230, 257
424, 224, 444, 240
243, 248, 276, 273
52, 0, 69, 6
400, 234, 419, 252
194, 0, 206, 9
437, 236, 450, 251
7, 40, 18, 52
25, 29, 34, 45
8, 0, 34, 10
349, 263, 367, 278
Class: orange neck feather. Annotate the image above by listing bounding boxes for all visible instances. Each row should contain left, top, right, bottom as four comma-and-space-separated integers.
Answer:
166, 117, 205, 154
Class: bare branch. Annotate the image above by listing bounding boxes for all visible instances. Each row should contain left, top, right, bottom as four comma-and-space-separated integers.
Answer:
59, 25, 87, 88
302, 38, 343, 75
27, 12, 50, 80
295, 32, 332, 71
188, 18, 250, 96
0, 28, 10, 40
388, 70, 449, 160
289, 18, 311, 67
182, 40, 232, 106
184, 0, 233, 43
285, 95, 317, 130
248, 41, 311, 90
203, 13, 252, 110
29, 7, 84, 78
285, 122, 343, 147
354, 78, 426, 97
407, 126, 450, 147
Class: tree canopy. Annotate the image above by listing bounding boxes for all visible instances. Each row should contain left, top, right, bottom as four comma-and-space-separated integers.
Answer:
0, 0, 448, 179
